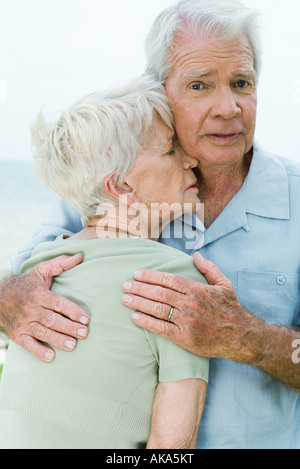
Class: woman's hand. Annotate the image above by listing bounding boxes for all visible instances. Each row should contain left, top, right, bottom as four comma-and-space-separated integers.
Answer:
0, 254, 90, 362
123, 252, 255, 362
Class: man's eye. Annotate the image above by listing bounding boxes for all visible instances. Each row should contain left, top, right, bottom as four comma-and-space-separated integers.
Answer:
236, 80, 249, 89
190, 83, 204, 90
167, 148, 176, 155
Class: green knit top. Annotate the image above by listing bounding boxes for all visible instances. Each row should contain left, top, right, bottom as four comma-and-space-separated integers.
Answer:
0, 236, 209, 449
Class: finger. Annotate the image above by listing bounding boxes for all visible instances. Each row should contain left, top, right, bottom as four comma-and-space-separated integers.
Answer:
38, 306, 89, 340
16, 334, 55, 363
193, 252, 232, 287
123, 293, 175, 321
28, 321, 81, 352
60, 253, 84, 270
122, 280, 182, 309
34, 254, 84, 287
41, 290, 90, 325
131, 312, 179, 341
133, 269, 193, 294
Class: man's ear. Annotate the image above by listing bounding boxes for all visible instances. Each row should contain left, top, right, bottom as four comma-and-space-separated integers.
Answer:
103, 172, 135, 204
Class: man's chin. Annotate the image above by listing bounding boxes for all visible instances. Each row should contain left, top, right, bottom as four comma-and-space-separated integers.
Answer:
195, 141, 248, 166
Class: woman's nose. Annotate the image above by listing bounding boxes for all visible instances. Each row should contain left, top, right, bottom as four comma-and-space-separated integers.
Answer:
183, 153, 198, 170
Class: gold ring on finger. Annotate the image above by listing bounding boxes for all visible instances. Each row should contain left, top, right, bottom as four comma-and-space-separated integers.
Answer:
167, 306, 174, 322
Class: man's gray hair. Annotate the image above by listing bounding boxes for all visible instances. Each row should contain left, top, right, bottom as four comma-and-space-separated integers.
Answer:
31, 77, 173, 225
144, 0, 262, 81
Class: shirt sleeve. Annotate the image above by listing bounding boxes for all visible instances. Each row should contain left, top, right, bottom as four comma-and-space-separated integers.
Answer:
11, 197, 83, 274
145, 329, 209, 383
144, 252, 209, 384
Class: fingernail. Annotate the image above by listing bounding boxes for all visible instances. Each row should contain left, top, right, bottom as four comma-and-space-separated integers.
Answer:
132, 312, 141, 321
196, 252, 207, 264
123, 294, 133, 304
134, 271, 142, 280
44, 351, 55, 362
64, 339, 76, 350
77, 328, 87, 338
123, 281, 132, 291
80, 316, 89, 325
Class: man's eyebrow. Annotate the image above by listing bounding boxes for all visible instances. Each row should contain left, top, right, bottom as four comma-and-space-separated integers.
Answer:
183, 70, 257, 80
233, 70, 257, 80
183, 71, 214, 80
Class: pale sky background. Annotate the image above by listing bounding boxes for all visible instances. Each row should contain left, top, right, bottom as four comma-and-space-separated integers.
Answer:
0, 0, 300, 162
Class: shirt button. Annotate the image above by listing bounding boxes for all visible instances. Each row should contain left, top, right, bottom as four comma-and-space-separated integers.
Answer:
276, 275, 286, 285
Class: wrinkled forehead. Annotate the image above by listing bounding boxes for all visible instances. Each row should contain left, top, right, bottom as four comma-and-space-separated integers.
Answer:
167, 29, 255, 78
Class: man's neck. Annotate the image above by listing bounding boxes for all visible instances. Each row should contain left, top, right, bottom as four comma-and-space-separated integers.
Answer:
197, 150, 253, 228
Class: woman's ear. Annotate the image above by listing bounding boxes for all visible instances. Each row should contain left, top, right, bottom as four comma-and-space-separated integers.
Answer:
103, 172, 135, 204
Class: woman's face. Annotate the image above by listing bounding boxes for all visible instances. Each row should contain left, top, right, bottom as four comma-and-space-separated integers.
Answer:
124, 116, 200, 226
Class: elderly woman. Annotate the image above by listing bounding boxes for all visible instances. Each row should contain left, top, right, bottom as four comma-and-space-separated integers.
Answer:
0, 77, 209, 449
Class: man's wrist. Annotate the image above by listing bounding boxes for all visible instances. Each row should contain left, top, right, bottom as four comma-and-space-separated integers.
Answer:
233, 311, 300, 391
0, 274, 16, 333
227, 308, 269, 365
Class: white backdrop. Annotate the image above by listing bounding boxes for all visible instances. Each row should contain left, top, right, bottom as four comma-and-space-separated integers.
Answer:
0, 0, 300, 162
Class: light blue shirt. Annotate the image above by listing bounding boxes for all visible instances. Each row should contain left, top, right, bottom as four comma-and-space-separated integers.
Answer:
12, 142, 300, 449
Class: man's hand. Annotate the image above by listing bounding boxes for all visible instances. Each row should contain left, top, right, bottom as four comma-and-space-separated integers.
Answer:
122, 252, 259, 362
123, 252, 300, 391
0, 254, 90, 362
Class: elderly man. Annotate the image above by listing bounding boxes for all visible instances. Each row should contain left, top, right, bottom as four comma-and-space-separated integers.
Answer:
0, 0, 299, 449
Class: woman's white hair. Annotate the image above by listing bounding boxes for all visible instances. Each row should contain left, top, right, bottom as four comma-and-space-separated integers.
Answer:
144, 0, 262, 81
31, 77, 173, 225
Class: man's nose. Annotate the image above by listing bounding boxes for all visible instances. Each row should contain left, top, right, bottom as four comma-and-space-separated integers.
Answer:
211, 86, 241, 120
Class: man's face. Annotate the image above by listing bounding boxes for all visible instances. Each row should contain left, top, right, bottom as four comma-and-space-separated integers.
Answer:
165, 31, 257, 168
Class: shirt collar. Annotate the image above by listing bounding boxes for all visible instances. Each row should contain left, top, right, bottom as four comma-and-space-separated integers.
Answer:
244, 141, 290, 220
191, 141, 290, 248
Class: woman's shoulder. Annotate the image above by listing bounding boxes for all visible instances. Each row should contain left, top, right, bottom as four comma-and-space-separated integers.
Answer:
20, 236, 205, 284
139, 239, 207, 285
19, 234, 88, 274
25, 235, 191, 263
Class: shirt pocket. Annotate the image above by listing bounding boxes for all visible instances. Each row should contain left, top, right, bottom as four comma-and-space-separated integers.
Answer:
237, 271, 300, 326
